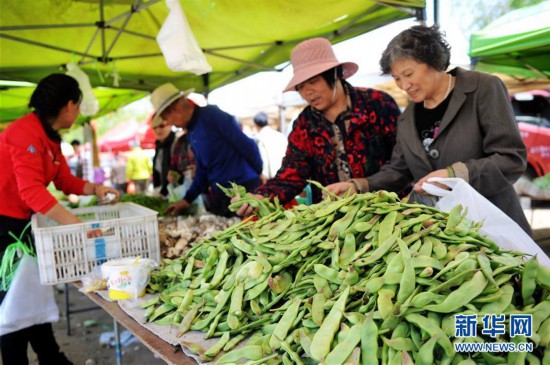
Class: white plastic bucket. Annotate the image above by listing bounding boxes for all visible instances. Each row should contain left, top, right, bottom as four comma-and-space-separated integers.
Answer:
100, 257, 157, 300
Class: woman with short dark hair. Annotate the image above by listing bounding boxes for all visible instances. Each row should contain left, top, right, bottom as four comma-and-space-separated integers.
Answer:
327, 25, 531, 234
0, 73, 120, 364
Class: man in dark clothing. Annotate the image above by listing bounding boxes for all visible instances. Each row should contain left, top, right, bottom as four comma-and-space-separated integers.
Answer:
150, 84, 262, 217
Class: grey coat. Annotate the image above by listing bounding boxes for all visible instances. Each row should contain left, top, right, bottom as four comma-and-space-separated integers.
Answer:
368, 67, 531, 234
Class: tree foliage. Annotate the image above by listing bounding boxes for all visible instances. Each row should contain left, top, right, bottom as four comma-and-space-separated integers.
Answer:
451, 0, 545, 40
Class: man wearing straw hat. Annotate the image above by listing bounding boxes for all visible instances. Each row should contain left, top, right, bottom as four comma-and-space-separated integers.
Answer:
150, 84, 262, 217
235, 37, 401, 216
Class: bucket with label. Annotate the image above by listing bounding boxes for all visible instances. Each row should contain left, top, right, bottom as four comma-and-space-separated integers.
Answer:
100, 257, 157, 300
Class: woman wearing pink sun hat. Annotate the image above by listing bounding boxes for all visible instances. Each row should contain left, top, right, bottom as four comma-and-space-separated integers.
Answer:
235, 37, 401, 216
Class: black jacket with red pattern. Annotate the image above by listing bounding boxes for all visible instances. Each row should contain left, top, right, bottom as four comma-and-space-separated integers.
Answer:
255, 81, 400, 204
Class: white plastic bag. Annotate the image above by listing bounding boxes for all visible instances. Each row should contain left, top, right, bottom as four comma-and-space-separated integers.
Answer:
167, 183, 186, 203
0, 255, 59, 336
156, 0, 212, 75
422, 177, 550, 268
65, 62, 99, 116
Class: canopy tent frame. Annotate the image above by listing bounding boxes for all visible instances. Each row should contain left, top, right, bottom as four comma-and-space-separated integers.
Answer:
1, 0, 425, 95
0, 1, 421, 57
1, 0, 422, 92
0, 82, 148, 126
469, 0, 550, 81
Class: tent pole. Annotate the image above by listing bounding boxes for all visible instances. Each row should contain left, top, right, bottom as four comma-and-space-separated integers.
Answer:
207, 41, 282, 52
202, 74, 210, 99
99, 0, 107, 63
279, 105, 287, 136
0, 34, 93, 60
203, 50, 277, 71
0, 23, 94, 31
522, 62, 548, 80
105, 0, 145, 57
433, 0, 439, 25
83, 121, 94, 183
80, 29, 101, 65
415, 6, 426, 25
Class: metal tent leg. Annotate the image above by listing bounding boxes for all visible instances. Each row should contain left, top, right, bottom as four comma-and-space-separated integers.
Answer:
64, 284, 71, 336
114, 319, 123, 365
63, 283, 100, 336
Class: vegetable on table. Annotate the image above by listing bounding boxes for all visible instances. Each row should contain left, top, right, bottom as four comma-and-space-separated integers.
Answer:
143, 182, 550, 364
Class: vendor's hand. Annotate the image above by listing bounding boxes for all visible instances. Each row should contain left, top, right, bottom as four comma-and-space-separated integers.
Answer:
167, 170, 180, 184
166, 199, 190, 216
259, 174, 268, 185
231, 193, 263, 217
188, 165, 196, 178
86, 228, 104, 239
413, 169, 451, 194
325, 181, 356, 197
91, 183, 121, 203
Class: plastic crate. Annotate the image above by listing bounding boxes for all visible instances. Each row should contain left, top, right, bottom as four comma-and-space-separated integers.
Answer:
31, 202, 160, 285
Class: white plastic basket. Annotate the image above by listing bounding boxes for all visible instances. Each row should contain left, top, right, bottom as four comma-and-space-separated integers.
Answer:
31, 202, 160, 285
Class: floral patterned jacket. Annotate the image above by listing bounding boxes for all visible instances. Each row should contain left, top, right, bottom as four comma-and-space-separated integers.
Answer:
170, 133, 194, 179
255, 81, 400, 204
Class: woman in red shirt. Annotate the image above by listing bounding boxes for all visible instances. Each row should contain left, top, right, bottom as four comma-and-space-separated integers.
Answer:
0, 74, 120, 364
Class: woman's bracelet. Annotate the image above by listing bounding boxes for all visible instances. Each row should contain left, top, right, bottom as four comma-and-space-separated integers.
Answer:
446, 166, 456, 178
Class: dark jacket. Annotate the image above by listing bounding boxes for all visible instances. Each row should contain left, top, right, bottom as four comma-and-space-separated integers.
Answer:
152, 131, 176, 196
183, 105, 263, 203
368, 67, 530, 234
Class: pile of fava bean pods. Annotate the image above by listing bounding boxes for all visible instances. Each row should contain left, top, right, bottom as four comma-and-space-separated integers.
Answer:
144, 189, 550, 364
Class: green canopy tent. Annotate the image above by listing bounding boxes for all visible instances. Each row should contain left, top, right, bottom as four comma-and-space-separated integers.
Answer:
0, 0, 424, 95
469, 0, 550, 80
0, 81, 147, 128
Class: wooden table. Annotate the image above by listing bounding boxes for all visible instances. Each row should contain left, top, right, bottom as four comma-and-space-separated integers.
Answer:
75, 282, 197, 365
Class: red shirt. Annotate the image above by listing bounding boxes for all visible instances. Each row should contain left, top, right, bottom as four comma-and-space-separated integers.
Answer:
0, 113, 86, 219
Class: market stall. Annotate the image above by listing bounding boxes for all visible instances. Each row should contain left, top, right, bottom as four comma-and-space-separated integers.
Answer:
74, 282, 196, 365
5, 2, 550, 362
55, 184, 548, 364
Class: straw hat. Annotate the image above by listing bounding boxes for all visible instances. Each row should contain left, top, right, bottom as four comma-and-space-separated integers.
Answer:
150, 83, 194, 126
283, 38, 358, 92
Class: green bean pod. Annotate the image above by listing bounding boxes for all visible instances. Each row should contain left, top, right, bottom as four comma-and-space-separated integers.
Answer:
269, 298, 301, 350
310, 286, 350, 362
325, 322, 363, 364
424, 271, 488, 313
522, 256, 539, 306
215, 344, 264, 364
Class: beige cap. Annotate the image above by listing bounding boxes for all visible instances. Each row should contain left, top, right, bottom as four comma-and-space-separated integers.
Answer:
150, 83, 194, 126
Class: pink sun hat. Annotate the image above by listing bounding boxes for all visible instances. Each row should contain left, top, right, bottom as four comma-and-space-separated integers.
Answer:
283, 38, 359, 92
